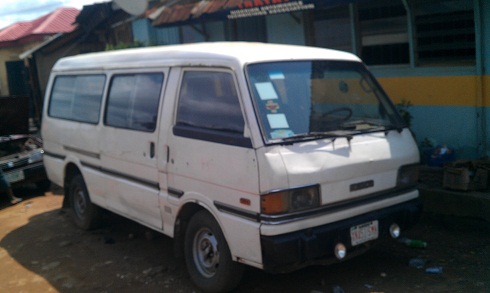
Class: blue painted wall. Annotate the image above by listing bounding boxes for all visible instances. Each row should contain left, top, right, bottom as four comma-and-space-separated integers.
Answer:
267, 13, 306, 45
132, 19, 179, 45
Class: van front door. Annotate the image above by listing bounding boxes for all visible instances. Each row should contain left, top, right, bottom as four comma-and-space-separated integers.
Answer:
99, 70, 168, 229
165, 68, 258, 217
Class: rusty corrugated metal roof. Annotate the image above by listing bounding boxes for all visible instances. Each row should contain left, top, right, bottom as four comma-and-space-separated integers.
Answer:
0, 7, 79, 46
146, 0, 256, 26
145, 0, 352, 27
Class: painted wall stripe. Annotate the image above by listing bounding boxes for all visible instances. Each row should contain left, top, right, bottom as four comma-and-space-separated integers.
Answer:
378, 75, 490, 107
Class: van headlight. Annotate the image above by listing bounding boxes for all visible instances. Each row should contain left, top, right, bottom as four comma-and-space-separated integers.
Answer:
28, 150, 44, 164
261, 185, 320, 215
397, 164, 419, 189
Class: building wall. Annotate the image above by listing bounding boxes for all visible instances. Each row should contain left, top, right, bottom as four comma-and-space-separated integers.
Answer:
376, 72, 484, 159
480, 0, 490, 157
331, 0, 489, 159
371, 0, 490, 159
34, 42, 82, 98
267, 13, 306, 45
0, 45, 30, 96
132, 0, 489, 159
132, 19, 153, 45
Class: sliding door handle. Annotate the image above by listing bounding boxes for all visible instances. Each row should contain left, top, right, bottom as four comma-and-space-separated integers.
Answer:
150, 142, 155, 158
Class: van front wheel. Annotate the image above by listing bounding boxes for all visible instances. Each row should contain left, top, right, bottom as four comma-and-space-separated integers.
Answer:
68, 174, 101, 230
184, 210, 244, 292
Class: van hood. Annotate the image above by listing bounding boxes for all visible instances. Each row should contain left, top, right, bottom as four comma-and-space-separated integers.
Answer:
257, 129, 419, 205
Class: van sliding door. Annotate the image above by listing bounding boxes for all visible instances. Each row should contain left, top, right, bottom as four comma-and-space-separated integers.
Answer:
99, 69, 168, 229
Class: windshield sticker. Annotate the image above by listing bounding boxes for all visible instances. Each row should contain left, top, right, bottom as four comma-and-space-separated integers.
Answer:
255, 82, 278, 100
265, 100, 280, 113
267, 113, 289, 129
271, 129, 294, 139
269, 71, 285, 80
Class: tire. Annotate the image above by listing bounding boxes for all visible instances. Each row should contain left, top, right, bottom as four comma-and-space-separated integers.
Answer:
68, 174, 101, 230
184, 210, 244, 293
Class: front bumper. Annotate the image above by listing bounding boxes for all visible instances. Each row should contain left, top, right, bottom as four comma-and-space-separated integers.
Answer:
6, 162, 48, 187
261, 198, 422, 273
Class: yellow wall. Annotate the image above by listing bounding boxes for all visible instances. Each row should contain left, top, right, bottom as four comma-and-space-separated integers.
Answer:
0, 41, 41, 96
378, 75, 490, 107
0, 47, 22, 96
484, 75, 490, 107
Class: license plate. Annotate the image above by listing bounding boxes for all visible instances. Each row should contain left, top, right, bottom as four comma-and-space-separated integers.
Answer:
4, 170, 25, 183
350, 220, 379, 246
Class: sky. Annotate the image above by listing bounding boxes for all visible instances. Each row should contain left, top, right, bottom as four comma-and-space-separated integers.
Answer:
0, 0, 106, 30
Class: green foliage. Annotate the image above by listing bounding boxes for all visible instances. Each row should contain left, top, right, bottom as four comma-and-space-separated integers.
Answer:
420, 137, 434, 148
105, 41, 145, 51
396, 99, 413, 127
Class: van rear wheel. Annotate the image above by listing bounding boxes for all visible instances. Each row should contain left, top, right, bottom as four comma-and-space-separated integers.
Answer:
68, 174, 101, 230
184, 210, 244, 293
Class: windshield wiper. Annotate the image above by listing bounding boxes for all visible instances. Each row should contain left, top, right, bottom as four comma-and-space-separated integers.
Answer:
342, 120, 406, 134
281, 131, 354, 143
341, 120, 388, 130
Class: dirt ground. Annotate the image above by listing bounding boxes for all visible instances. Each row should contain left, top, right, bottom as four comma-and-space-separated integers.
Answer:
1, 186, 489, 293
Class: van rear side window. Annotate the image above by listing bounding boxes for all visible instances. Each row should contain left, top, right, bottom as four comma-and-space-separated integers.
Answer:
48, 75, 106, 124
105, 73, 164, 132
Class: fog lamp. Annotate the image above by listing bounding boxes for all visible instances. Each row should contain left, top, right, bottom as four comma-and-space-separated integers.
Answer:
389, 223, 401, 238
334, 243, 347, 260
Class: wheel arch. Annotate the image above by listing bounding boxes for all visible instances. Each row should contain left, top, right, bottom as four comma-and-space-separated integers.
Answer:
181, 205, 245, 292
173, 201, 205, 258
62, 162, 82, 209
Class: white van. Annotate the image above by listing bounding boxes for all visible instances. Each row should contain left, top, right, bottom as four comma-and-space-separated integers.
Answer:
42, 42, 421, 292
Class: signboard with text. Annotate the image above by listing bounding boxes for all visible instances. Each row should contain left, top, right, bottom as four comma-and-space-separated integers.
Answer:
227, 1, 316, 19
151, 0, 357, 27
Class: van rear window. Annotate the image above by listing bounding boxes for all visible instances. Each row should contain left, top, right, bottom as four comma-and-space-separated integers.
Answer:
48, 75, 106, 124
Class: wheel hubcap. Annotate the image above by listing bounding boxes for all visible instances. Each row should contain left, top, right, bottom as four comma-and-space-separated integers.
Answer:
73, 187, 87, 219
193, 227, 219, 278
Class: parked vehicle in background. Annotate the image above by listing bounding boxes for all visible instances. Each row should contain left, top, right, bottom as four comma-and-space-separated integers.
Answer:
42, 42, 421, 293
0, 135, 50, 191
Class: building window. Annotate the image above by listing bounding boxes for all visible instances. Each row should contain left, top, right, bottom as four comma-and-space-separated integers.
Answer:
313, 5, 353, 52
105, 73, 164, 132
358, 0, 409, 65
411, 0, 475, 65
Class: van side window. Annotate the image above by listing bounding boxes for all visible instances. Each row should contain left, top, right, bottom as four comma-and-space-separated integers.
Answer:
176, 71, 244, 133
48, 75, 105, 124
105, 73, 164, 132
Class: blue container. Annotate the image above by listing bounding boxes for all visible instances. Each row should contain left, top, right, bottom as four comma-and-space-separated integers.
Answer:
425, 266, 443, 274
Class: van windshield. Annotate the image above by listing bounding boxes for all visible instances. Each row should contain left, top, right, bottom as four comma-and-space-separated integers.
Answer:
246, 61, 404, 143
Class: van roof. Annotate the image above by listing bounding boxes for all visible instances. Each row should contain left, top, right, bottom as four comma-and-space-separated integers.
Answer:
52, 42, 362, 72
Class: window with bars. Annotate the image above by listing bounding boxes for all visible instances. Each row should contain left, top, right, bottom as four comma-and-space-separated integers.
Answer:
358, 0, 409, 66
412, 0, 475, 65
311, 0, 475, 67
